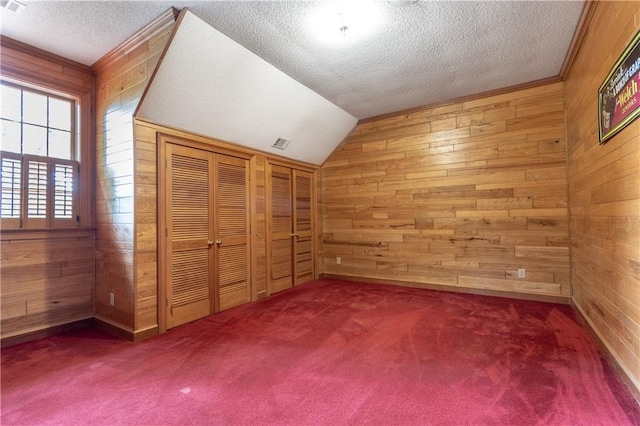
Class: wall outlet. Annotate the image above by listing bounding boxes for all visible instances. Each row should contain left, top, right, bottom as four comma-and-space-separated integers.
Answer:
517, 269, 526, 279
109, 292, 115, 306
336, 256, 342, 265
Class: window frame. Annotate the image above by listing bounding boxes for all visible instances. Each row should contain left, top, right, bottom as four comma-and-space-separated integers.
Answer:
1, 37, 95, 232
0, 80, 82, 230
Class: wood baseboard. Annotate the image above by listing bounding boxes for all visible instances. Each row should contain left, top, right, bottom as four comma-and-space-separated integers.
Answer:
93, 316, 135, 341
1, 318, 94, 348
320, 273, 572, 305
571, 301, 640, 404
93, 316, 158, 342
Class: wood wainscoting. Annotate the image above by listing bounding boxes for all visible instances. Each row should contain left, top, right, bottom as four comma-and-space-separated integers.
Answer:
320, 81, 570, 300
1, 229, 94, 340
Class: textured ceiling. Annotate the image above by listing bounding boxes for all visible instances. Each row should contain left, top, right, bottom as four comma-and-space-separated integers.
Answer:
0, 1, 585, 119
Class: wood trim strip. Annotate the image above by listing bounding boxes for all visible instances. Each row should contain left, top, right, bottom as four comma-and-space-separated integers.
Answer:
91, 7, 178, 72
358, 76, 563, 124
93, 315, 135, 341
0, 227, 95, 241
138, 119, 320, 170
571, 301, 640, 404
133, 8, 187, 119
320, 274, 572, 305
0, 36, 92, 73
0, 318, 94, 348
559, 1, 599, 79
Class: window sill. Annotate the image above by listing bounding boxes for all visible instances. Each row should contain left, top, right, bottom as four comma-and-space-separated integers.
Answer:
0, 227, 96, 241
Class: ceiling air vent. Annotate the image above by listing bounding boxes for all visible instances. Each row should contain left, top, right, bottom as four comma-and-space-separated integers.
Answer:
1, 0, 25, 13
272, 138, 291, 150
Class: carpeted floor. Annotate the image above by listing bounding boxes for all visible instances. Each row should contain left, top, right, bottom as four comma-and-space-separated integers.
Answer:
2, 279, 639, 425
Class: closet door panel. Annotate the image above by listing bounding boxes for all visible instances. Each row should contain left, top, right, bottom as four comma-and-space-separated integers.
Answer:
166, 143, 214, 329
293, 170, 314, 285
215, 155, 250, 311
269, 165, 293, 293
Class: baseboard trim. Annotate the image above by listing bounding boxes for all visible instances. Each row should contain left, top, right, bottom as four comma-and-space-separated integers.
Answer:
93, 316, 159, 342
93, 316, 135, 341
320, 273, 572, 305
1, 318, 94, 348
133, 325, 159, 342
571, 301, 640, 404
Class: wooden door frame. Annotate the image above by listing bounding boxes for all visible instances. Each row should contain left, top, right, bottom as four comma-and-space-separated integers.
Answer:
292, 169, 316, 286
157, 132, 253, 333
265, 160, 318, 295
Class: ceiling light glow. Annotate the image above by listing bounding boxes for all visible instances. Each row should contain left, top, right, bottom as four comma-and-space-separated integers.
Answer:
309, 1, 383, 46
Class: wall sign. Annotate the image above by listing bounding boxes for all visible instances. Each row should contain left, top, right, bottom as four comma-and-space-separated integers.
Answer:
598, 29, 640, 145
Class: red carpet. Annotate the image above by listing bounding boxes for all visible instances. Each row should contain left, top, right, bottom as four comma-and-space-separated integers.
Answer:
2, 279, 638, 425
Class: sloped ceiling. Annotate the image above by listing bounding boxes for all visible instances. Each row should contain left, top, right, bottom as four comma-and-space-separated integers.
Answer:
136, 10, 357, 166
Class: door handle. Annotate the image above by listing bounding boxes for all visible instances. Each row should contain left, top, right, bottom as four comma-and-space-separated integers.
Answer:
207, 240, 215, 247
216, 240, 222, 246
290, 233, 299, 238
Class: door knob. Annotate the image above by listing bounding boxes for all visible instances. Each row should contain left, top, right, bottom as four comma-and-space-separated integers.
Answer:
216, 239, 222, 246
290, 233, 299, 237
207, 240, 215, 247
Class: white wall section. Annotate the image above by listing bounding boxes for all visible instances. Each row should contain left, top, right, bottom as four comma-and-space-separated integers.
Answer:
136, 10, 357, 165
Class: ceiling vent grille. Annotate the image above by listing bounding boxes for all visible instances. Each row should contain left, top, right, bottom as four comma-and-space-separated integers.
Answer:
1, 0, 25, 13
272, 138, 291, 150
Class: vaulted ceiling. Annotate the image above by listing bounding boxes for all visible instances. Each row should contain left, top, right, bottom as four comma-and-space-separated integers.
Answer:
1, 1, 585, 120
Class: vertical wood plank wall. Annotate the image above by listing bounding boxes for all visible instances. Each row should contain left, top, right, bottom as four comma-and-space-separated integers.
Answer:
0, 39, 95, 339
564, 1, 640, 394
321, 82, 570, 300
92, 10, 176, 336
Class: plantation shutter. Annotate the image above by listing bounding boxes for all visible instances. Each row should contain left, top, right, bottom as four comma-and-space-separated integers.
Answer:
215, 155, 250, 311
166, 143, 213, 329
1, 153, 77, 229
51, 159, 77, 227
0, 153, 22, 229
24, 156, 48, 228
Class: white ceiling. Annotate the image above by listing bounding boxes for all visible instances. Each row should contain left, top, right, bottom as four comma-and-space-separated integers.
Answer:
0, 1, 585, 120
137, 10, 358, 165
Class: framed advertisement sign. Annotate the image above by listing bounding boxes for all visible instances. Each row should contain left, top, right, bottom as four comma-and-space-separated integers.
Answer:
598, 29, 640, 144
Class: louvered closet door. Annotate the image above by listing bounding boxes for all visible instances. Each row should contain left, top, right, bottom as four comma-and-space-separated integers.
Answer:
166, 143, 214, 329
269, 165, 293, 293
215, 155, 250, 311
293, 170, 314, 285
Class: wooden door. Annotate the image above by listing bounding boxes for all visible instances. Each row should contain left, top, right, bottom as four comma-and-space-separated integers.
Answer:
215, 155, 250, 311
268, 165, 293, 293
293, 170, 314, 285
267, 165, 315, 294
165, 143, 214, 329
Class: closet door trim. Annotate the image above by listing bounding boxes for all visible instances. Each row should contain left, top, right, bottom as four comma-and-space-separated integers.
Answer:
157, 132, 251, 333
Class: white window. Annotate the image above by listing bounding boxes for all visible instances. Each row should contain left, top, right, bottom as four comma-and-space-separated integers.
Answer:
1, 81, 79, 229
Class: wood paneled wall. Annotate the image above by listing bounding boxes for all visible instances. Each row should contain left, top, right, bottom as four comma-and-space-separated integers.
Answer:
1, 230, 94, 339
92, 9, 176, 338
564, 2, 640, 395
321, 82, 570, 300
0, 38, 95, 340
